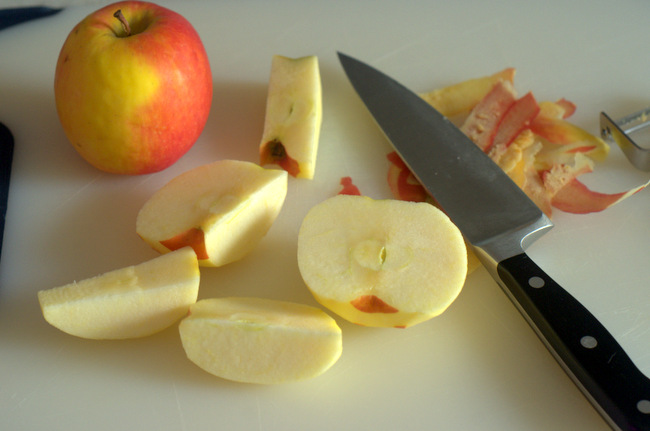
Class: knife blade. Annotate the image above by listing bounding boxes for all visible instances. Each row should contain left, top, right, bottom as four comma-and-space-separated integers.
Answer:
0, 122, 14, 265
338, 52, 650, 431
0, 7, 62, 31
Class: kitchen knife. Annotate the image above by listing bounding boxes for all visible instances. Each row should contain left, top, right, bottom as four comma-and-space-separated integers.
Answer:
0, 7, 62, 31
0, 122, 14, 264
338, 52, 650, 431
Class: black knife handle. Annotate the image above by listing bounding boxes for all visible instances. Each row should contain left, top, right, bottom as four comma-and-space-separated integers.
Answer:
0, 122, 13, 264
497, 253, 650, 431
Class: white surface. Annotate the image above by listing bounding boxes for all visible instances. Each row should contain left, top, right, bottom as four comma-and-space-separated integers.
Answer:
1, 1, 649, 430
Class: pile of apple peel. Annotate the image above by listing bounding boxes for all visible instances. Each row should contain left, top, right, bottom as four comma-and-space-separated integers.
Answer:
387, 68, 649, 216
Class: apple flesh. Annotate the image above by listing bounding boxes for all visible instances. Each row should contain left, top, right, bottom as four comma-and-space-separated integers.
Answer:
259, 55, 322, 179
297, 195, 467, 328
37, 247, 200, 339
136, 160, 288, 267
54, 1, 212, 174
179, 297, 342, 384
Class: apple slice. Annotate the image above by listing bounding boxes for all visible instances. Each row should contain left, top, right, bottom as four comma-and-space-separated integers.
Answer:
37, 247, 200, 340
297, 195, 467, 328
259, 55, 322, 179
136, 160, 288, 267
179, 297, 342, 384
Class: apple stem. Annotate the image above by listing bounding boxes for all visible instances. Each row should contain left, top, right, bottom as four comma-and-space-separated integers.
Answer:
113, 9, 131, 37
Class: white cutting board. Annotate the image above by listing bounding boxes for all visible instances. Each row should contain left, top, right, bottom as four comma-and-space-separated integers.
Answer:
1, 1, 648, 430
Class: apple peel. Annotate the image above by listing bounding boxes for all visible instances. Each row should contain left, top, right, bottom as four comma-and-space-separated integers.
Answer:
460, 80, 517, 152
551, 177, 650, 214
386, 69, 648, 217
420, 68, 515, 118
338, 176, 362, 196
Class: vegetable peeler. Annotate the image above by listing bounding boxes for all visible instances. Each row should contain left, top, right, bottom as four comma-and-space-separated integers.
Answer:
600, 107, 650, 171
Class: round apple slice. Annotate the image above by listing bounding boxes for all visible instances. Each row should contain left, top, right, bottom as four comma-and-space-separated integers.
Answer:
297, 195, 467, 328
136, 160, 288, 267
179, 297, 342, 384
37, 247, 200, 340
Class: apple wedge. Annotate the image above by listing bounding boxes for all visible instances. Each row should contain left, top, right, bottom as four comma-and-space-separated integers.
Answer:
297, 195, 467, 328
37, 247, 200, 340
179, 297, 342, 384
259, 55, 322, 179
136, 160, 288, 267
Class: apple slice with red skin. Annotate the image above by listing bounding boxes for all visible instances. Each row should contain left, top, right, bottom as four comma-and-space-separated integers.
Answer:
260, 140, 301, 178
137, 160, 288, 267
259, 55, 322, 179
159, 227, 209, 260
350, 295, 399, 314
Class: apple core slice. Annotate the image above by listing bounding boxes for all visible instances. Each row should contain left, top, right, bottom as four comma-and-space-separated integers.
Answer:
297, 195, 468, 328
259, 55, 322, 179
179, 297, 342, 384
37, 247, 200, 340
136, 160, 288, 267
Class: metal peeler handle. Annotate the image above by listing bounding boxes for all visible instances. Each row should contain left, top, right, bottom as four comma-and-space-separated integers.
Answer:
600, 108, 650, 171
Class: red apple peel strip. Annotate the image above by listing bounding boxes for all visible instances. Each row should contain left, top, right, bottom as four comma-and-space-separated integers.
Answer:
386, 70, 648, 216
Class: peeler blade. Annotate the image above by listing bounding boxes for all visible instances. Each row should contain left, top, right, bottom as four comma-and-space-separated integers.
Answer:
600, 107, 650, 171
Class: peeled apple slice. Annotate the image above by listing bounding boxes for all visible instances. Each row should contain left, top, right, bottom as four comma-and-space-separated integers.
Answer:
136, 160, 288, 267
37, 247, 200, 340
297, 195, 468, 328
259, 55, 322, 179
179, 297, 342, 384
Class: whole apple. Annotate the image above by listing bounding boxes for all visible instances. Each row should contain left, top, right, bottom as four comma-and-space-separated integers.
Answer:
54, 1, 212, 175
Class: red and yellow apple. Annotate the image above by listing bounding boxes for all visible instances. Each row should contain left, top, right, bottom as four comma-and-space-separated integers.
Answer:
179, 297, 342, 384
136, 160, 288, 267
297, 195, 467, 328
54, 1, 212, 175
